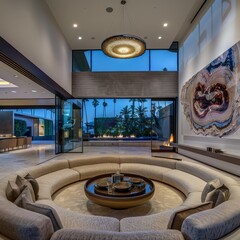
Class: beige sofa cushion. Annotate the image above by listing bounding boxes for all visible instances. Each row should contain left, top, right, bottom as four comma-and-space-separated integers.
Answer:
69, 156, 120, 168
50, 229, 185, 240
37, 169, 80, 199
120, 163, 172, 181
201, 178, 222, 202
163, 170, 206, 196
24, 173, 39, 199
205, 184, 230, 207
73, 163, 120, 180
5, 181, 20, 202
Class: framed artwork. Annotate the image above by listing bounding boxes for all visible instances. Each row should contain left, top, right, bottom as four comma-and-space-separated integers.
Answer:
181, 41, 240, 137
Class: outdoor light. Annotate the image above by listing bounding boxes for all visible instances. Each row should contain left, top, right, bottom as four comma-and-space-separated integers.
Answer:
101, 0, 146, 58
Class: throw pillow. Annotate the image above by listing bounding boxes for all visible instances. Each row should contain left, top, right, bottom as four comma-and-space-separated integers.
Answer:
24, 202, 63, 232
24, 173, 39, 199
5, 181, 20, 202
15, 175, 35, 202
14, 185, 34, 208
205, 184, 230, 207
201, 178, 222, 202
167, 202, 213, 230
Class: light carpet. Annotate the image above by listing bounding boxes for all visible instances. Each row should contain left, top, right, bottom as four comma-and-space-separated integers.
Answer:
53, 181, 185, 220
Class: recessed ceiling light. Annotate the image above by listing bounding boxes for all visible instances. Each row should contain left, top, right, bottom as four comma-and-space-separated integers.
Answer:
32, 90, 37, 93
163, 23, 168, 27
73, 23, 78, 28
158, 36, 162, 39
11, 90, 16, 93
78, 36, 82, 40
106, 7, 113, 13
14, 75, 18, 78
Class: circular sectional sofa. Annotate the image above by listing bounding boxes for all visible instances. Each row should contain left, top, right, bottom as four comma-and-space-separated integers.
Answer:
0, 155, 240, 240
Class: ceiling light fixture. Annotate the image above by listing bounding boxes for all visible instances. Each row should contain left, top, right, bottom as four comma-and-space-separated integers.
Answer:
101, 0, 146, 58
78, 36, 82, 40
73, 23, 78, 28
158, 36, 162, 39
163, 23, 168, 27
32, 90, 37, 93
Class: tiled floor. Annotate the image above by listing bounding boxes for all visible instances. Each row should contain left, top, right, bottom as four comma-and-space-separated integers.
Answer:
0, 141, 56, 179
0, 141, 181, 179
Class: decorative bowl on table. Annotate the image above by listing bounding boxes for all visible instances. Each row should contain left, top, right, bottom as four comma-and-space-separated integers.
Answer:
95, 178, 111, 190
113, 181, 132, 192
129, 177, 144, 185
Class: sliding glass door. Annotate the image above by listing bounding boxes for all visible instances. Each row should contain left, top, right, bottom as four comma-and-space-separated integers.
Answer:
55, 97, 83, 153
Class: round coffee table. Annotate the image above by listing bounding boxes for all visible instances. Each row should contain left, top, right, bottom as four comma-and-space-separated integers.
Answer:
84, 173, 155, 209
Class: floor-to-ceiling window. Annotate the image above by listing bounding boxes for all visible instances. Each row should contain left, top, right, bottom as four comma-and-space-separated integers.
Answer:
82, 98, 177, 151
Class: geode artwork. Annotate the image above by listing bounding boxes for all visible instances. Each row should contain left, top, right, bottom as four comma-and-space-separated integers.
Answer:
181, 41, 240, 137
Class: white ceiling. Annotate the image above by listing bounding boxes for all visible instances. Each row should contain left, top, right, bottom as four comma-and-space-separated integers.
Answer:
0, 0, 205, 101
0, 61, 54, 99
45, 0, 205, 50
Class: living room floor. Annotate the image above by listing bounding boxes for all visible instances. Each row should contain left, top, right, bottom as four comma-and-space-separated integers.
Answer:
0, 141, 238, 181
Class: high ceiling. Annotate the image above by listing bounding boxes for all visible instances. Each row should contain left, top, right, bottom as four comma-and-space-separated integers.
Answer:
45, 0, 206, 50
0, 0, 206, 101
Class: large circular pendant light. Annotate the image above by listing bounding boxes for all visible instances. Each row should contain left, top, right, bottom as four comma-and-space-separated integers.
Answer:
101, 0, 146, 58
102, 34, 146, 58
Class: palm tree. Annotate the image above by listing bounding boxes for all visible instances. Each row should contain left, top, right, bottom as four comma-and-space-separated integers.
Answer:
83, 99, 89, 133
120, 105, 131, 136
129, 98, 137, 119
92, 99, 99, 136
113, 98, 117, 117
102, 99, 108, 118
92, 99, 99, 120
136, 105, 147, 136
138, 98, 147, 108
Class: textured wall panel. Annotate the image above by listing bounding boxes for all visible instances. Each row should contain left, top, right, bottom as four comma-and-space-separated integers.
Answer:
72, 72, 178, 98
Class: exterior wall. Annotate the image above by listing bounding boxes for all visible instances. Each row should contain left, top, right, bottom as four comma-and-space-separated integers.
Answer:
178, 0, 240, 156
0, 0, 72, 94
72, 72, 178, 98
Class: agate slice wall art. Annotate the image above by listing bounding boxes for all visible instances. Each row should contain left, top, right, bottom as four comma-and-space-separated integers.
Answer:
181, 41, 240, 137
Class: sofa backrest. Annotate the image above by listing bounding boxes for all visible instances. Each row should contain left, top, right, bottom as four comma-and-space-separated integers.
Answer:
176, 161, 238, 185
68, 156, 120, 168
16, 160, 69, 179
119, 155, 177, 169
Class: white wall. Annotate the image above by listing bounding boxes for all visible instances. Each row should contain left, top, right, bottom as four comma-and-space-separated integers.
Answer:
0, 0, 72, 94
179, 0, 240, 155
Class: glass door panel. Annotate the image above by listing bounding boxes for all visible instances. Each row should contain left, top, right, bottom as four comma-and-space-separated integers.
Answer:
62, 99, 83, 153
151, 99, 176, 152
